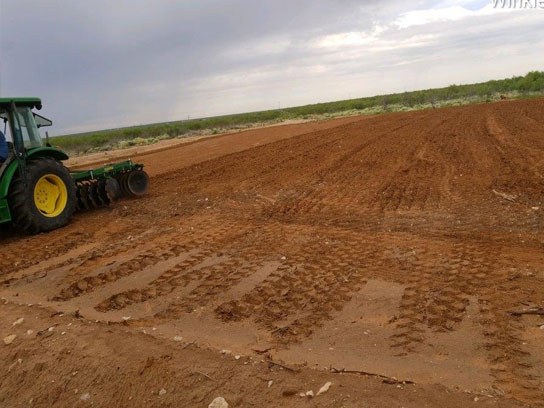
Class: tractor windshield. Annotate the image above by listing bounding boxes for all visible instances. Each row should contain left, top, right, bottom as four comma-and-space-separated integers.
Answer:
14, 107, 44, 149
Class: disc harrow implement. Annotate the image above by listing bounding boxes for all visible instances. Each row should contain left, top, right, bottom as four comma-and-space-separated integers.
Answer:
71, 160, 149, 211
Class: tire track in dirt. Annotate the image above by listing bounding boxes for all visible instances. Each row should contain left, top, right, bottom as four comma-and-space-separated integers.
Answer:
87, 218, 261, 315
0, 231, 93, 277
2, 225, 166, 290
387, 235, 544, 404
94, 250, 217, 312
52, 241, 189, 301
118, 223, 292, 319
155, 259, 265, 318
214, 228, 379, 344
390, 241, 496, 353
475, 255, 544, 405
53, 218, 247, 303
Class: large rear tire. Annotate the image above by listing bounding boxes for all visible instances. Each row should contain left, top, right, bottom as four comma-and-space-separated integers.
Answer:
8, 158, 76, 234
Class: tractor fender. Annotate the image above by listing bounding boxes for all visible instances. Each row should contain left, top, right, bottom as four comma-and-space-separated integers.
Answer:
26, 147, 69, 161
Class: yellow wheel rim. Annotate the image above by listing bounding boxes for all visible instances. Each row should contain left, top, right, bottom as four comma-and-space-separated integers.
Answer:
33, 174, 68, 218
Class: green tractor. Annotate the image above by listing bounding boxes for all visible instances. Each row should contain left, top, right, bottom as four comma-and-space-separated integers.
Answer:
0, 97, 149, 234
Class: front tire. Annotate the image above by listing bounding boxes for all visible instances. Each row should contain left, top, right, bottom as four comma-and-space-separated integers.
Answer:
8, 158, 76, 234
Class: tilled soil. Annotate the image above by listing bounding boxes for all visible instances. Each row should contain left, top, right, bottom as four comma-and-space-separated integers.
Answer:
1, 99, 543, 407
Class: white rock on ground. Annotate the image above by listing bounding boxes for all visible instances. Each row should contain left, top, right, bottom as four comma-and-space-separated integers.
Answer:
208, 396, 229, 408
3, 335, 16, 345
12, 318, 24, 326
316, 382, 332, 396
159, 389, 167, 396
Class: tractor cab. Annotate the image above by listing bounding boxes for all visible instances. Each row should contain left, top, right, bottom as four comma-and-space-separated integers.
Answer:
0, 98, 54, 168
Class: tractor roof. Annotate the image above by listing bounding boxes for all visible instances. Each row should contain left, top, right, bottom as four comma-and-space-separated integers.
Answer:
0, 97, 42, 110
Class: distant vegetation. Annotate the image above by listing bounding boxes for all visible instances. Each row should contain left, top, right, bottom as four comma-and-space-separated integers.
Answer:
54, 71, 544, 155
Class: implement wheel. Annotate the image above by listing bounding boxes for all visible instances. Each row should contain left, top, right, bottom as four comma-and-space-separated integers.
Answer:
124, 170, 149, 197
8, 158, 76, 234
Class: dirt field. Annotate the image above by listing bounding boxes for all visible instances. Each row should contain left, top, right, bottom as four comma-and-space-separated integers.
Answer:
1, 99, 544, 407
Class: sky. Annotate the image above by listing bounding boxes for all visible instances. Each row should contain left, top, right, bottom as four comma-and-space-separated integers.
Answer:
0, 0, 542, 135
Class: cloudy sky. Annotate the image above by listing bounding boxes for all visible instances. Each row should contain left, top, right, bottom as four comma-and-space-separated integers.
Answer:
0, 0, 542, 134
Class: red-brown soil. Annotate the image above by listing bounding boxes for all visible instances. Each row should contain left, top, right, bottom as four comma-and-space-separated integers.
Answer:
1, 98, 544, 407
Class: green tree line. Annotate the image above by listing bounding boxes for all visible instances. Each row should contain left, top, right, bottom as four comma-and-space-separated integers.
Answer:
53, 70, 544, 154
